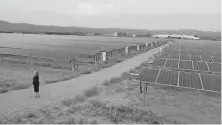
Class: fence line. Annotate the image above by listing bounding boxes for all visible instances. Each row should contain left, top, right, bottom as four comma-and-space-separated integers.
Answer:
0, 39, 173, 71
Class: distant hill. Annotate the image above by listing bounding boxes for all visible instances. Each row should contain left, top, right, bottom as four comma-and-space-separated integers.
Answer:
0, 20, 220, 41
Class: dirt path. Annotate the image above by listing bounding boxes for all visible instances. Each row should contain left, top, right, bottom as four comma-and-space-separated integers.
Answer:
0, 44, 167, 119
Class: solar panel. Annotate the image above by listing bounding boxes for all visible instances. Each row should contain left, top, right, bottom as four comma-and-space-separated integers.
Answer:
152, 58, 166, 67
190, 55, 201, 61
159, 53, 170, 59
180, 54, 190, 61
188, 50, 196, 55
136, 68, 159, 83
200, 74, 221, 92
165, 59, 179, 69
212, 56, 221, 63
179, 71, 202, 89
179, 60, 193, 70
201, 55, 213, 62
207, 62, 221, 73
170, 53, 179, 59
180, 50, 188, 54
193, 61, 209, 72
156, 70, 178, 86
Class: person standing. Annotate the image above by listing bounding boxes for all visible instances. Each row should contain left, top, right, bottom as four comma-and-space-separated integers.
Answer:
33, 71, 40, 98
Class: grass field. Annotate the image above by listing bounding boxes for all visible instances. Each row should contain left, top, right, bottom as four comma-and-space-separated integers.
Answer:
0, 33, 155, 60
0, 33, 164, 93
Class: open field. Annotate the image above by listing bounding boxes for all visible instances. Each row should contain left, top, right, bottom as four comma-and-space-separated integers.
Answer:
0, 33, 156, 60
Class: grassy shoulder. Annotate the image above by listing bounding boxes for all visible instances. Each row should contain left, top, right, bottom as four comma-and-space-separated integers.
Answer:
0, 72, 181, 124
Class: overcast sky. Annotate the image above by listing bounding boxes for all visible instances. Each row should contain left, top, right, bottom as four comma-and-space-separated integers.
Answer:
0, 0, 221, 31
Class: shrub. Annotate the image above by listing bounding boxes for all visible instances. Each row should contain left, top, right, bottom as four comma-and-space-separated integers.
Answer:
61, 98, 75, 107
110, 77, 123, 84
81, 70, 92, 74
0, 88, 9, 94
116, 59, 122, 63
44, 76, 75, 84
84, 85, 100, 97
103, 80, 111, 86
75, 95, 87, 102
10, 84, 30, 90
89, 120, 98, 124
121, 72, 131, 80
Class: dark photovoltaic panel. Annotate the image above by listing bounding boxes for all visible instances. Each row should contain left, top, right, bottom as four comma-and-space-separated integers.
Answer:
214, 53, 221, 58
136, 68, 159, 83
152, 58, 166, 67
207, 62, 221, 73
164, 49, 173, 54
188, 49, 196, 55
179, 60, 193, 70
159, 53, 170, 59
190, 55, 201, 61
156, 70, 178, 86
193, 61, 209, 72
201, 55, 213, 62
165, 59, 179, 69
200, 74, 221, 92
179, 71, 202, 89
170, 53, 179, 59
212, 56, 221, 63
180, 54, 190, 61
205, 52, 215, 56
180, 50, 188, 54
196, 50, 205, 56
172, 50, 180, 54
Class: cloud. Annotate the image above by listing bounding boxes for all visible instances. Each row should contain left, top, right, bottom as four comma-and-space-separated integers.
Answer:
77, 2, 114, 15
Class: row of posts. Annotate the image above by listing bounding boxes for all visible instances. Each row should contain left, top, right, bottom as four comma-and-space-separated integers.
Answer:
0, 40, 170, 72
70, 41, 162, 71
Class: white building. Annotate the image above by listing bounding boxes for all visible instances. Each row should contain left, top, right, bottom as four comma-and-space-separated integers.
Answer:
152, 34, 200, 40
152, 34, 169, 38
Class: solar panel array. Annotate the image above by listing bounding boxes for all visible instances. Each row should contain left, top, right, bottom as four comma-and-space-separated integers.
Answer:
136, 43, 221, 93
137, 68, 221, 92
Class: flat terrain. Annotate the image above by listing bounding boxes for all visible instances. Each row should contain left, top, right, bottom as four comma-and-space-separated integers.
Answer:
0, 33, 155, 59
0, 39, 220, 124
1, 51, 220, 124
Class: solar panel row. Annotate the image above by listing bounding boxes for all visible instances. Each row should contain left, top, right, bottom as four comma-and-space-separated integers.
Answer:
201, 55, 213, 62
200, 74, 221, 92
137, 68, 221, 92
179, 71, 202, 89
156, 70, 178, 86
180, 54, 190, 60
190, 55, 201, 61
179, 60, 193, 70
159, 52, 220, 63
207, 62, 221, 73
159, 53, 170, 59
170, 53, 180, 59
165, 59, 179, 69
152, 58, 166, 67
152, 59, 221, 73
193, 61, 208, 72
